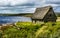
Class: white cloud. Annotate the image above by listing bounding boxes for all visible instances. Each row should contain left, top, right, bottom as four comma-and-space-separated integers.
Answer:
0, 0, 43, 14
0, 0, 44, 6
9, 0, 29, 5
42, 4, 59, 7
0, 6, 36, 14
0, 0, 29, 6
0, 0, 60, 14
46, 0, 60, 2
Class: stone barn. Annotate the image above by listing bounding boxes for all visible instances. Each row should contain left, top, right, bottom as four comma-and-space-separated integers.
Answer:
31, 6, 57, 23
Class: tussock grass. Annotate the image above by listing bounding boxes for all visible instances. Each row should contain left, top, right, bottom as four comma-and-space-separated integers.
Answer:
0, 22, 60, 38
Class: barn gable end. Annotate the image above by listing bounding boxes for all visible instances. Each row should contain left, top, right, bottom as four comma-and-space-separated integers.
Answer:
43, 7, 57, 22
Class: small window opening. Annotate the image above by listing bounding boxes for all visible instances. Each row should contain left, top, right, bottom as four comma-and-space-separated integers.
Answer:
49, 14, 52, 16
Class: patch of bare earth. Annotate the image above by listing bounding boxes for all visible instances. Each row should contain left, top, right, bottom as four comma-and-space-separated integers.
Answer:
57, 17, 60, 21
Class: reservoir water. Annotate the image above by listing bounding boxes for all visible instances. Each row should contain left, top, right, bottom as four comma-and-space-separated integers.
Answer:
0, 16, 31, 24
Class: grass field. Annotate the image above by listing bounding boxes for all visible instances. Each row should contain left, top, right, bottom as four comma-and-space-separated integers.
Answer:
0, 22, 60, 38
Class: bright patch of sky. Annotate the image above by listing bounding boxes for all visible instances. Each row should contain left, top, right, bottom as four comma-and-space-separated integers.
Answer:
0, 0, 60, 14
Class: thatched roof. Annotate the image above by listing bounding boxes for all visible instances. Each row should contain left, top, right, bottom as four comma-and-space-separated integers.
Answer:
31, 6, 53, 19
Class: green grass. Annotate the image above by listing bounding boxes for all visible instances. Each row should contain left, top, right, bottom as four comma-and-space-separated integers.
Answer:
0, 22, 60, 38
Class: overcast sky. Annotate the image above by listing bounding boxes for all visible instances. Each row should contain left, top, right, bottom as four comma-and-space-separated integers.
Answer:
0, 0, 60, 14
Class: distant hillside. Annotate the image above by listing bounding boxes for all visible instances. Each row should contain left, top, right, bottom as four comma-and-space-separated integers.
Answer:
0, 12, 60, 17
55, 12, 60, 17
0, 13, 33, 17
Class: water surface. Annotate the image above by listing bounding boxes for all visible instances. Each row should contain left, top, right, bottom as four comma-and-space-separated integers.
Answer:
0, 16, 31, 24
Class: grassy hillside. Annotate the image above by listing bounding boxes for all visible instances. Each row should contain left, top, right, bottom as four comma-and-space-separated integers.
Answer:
55, 13, 60, 17
0, 13, 33, 17
0, 12, 60, 17
0, 22, 60, 38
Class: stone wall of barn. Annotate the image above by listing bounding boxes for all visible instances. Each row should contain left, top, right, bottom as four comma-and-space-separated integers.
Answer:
44, 8, 57, 22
